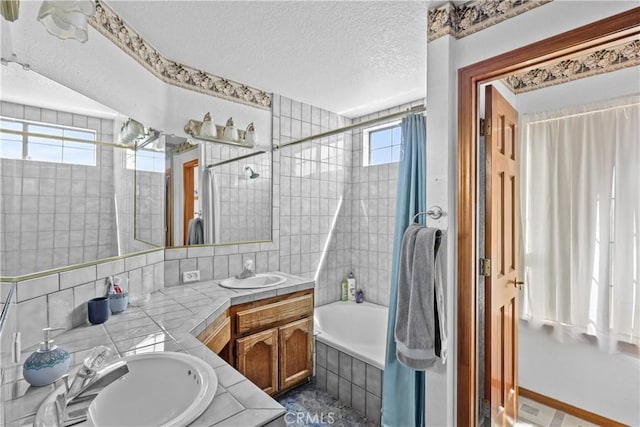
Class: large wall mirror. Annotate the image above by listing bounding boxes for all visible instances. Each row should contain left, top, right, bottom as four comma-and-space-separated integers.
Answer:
0, 64, 163, 277
0, 63, 274, 278
1, 0, 274, 277
166, 136, 273, 247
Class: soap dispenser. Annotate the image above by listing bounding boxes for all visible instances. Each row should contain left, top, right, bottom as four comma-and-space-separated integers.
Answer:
23, 327, 70, 387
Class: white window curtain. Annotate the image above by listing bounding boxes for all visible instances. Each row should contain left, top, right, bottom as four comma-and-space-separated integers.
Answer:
519, 95, 639, 350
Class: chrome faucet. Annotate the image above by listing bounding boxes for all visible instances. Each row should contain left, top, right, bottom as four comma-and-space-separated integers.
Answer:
54, 346, 129, 426
235, 259, 256, 279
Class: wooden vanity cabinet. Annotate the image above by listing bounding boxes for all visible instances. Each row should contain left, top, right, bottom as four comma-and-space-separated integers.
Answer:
231, 289, 314, 396
197, 309, 231, 358
279, 317, 313, 390
236, 328, 279, 395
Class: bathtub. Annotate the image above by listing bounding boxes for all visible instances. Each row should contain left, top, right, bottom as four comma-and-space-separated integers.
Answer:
314, 301, 388, 424
314, 301, 388, 369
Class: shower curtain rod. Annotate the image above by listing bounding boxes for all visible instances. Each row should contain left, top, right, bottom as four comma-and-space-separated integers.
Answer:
206, 150, 266, 169
0, 127, 135, 150
273, 104, 426, 151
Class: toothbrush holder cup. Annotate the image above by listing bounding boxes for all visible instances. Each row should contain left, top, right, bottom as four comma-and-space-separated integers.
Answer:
109, 292, 129, 314
87, 297, 110, 325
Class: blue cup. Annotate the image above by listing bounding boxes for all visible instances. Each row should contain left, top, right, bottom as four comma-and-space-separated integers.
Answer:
109, 292, 128, 314
87, 297, 110, 325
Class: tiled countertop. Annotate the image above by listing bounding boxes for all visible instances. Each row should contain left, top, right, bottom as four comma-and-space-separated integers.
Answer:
2, 272, 315, 426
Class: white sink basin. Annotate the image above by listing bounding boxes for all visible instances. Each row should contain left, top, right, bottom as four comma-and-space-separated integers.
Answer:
219, 273, 287, 289
35, 352, 217, 427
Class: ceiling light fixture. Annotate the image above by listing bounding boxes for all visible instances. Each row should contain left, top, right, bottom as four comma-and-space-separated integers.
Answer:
37, 0, 96, 43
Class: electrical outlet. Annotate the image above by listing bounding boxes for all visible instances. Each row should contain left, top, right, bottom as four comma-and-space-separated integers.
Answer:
182, 270, 200, 283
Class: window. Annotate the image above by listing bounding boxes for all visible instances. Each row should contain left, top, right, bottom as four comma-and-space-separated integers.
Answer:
363, 120, 402, 166
128, 149, 165, 173
0, 117, 96, 166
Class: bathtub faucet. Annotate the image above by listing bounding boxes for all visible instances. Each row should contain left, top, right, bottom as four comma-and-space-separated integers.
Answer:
235, 259, 255, 279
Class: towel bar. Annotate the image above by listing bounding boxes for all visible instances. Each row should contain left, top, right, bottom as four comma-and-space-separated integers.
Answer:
412, 206, 444, 222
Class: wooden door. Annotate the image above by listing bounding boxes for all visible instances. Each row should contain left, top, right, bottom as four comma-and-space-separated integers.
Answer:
279, 317, 313, 391
236, 328, 279, 395
182, 158, 198, 245
484, 85, 520, 426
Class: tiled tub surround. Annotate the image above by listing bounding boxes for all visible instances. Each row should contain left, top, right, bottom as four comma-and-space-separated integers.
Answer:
315, 341, 383, 426
2, 272, 314, 426
274, 96, 425, 308
273, 95, 354, 307
313, 301, 388, 425
347, 99, 424, 307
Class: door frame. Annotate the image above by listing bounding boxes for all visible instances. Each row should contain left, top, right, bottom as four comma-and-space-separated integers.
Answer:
182, 158, 199, 245
456, 8, 640, 426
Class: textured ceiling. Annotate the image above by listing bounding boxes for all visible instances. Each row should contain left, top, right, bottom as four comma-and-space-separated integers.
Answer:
106, 1, 428, 118
0, 63, 119, 118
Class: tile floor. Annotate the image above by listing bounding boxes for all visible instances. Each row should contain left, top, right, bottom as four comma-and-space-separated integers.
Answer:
277, 386, 597, 427
278, 383, 378, 427
516, 397, 599, 427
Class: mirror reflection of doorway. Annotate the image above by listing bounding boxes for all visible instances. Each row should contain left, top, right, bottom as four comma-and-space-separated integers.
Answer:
182, 158, 199, 245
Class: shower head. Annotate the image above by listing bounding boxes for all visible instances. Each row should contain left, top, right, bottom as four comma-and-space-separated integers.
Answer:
245, 166, 260, 179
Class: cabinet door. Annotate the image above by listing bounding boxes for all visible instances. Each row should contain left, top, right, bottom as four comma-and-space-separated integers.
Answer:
204, 317, 231, 355
236, 328, 279, 395
279, 317, 313, 391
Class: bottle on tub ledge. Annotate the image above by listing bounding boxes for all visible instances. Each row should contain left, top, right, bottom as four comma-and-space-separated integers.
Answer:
355, 289, 364, 303
347, 272, 356, 302
341, 276, 349, 301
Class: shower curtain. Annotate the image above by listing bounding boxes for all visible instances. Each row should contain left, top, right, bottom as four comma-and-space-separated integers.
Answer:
383, 113, 426, 427
200, 167, 220, 245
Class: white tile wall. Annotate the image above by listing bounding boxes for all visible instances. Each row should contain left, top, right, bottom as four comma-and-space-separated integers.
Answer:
0, 102, 159, 276
134, 170, 165, 244
274, 95, 353, 306
203, 146, 272, 243
346, 100, 424, 306
7, 249, 165, 349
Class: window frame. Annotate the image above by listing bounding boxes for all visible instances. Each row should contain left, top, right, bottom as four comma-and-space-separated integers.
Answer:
362, 119, 402, 167
0, 116, 97, 166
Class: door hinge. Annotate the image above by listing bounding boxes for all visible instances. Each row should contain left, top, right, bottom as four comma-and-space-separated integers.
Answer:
479, 118, 491, 136
480, 399, 491, 419
479, 258, 491, 277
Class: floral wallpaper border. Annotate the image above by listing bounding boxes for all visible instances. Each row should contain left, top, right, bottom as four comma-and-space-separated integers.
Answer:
503, 39, 640, 94
428, 0, 552, 42
89, 0, 272, 110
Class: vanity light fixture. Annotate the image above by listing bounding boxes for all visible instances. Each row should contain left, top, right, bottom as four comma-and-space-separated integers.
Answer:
119, 118, 159, 148
0, 0, 20, 22
0, 53, 30, 71
37, 0, 96, 43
